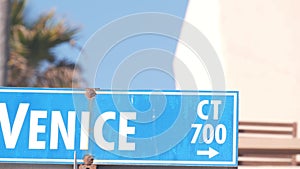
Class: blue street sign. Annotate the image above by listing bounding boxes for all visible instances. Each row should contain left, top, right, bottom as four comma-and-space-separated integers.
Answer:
0, 88, 238, 166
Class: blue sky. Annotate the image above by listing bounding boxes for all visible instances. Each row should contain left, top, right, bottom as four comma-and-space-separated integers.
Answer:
25, 0, 189, 89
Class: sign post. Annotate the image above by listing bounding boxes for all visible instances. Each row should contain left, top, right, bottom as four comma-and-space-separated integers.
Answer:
0, 88, 238, 168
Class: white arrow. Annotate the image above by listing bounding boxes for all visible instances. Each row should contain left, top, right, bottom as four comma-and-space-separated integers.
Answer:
196, 147, 219, 158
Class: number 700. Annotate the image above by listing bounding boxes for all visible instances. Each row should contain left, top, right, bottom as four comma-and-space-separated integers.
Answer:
191, 123, 227, 144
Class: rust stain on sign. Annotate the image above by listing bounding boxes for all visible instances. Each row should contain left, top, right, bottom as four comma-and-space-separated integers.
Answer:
85, 88, 97, 99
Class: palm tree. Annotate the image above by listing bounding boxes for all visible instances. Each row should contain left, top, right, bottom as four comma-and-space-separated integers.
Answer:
0, 0, 10, 86
7, 0, 82, 87
36, 60, 82, 88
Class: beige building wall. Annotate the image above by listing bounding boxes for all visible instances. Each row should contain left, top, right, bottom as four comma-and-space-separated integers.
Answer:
175, 0, 300, 136
220, 0, 300, 136
174, 1, 300, 167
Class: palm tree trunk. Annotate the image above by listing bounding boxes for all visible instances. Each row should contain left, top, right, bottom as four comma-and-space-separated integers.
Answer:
0, 0, 10, 86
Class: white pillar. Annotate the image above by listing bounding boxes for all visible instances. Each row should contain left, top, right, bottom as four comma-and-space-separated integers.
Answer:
173, 0, 224, 90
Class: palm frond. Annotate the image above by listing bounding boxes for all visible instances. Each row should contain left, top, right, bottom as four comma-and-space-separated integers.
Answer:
10, 0, 25, 26
8, 0, 82, 87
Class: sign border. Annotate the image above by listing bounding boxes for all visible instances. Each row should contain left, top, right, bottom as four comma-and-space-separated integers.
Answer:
0, 88, 238, 166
